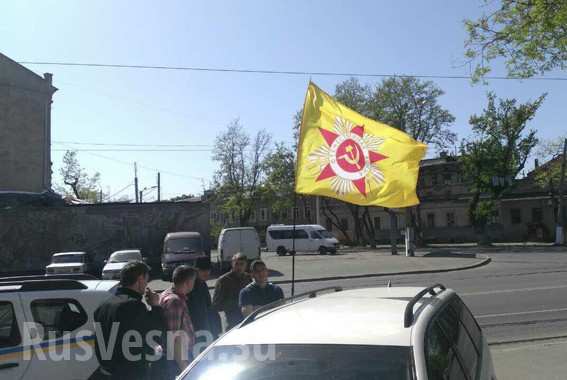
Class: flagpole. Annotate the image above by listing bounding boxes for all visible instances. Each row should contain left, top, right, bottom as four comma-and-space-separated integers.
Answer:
291, 192, 297, 297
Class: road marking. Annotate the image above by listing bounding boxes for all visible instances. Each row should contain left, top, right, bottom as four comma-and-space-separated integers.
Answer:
478, 307, 567, 319
462, 284, 567, 296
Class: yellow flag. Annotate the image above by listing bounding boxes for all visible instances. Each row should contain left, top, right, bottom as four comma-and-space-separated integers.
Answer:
295, 82, 427, 208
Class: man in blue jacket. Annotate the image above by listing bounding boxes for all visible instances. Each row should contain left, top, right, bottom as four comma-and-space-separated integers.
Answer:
239, 260, 284, 317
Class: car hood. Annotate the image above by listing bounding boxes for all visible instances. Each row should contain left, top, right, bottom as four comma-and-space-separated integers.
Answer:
46, 263, 84, 269
103, 262, 127, 272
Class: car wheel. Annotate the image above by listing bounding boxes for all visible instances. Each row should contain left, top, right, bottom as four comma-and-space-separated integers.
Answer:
319, 246, 328, 255
276, 246, 287, 256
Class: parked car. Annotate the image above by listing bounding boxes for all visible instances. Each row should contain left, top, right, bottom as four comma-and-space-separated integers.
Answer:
179, 284, 496, 380
101, 249, 143, 280
217, 227, 261, 271
266, 224, 339, 256
45, 252, 97, 276
161, 232, 208, 281
0, 275, 118, 380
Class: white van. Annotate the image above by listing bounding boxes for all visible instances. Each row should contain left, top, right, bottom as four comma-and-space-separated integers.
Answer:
217, 227, 261, 270
266, 224, 339, 256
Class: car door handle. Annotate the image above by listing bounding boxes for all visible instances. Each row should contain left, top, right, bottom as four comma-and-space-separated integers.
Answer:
0, 362, 19, 370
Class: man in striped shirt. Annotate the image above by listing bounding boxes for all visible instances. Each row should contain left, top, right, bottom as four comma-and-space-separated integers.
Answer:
159, 265, 197, 378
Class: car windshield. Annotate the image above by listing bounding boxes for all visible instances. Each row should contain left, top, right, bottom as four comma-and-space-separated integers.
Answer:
109, 252, 140, 263
52, 255, 84, 264
181, 344, 413, 380
166, 238, 202, 253
317, 230, 334, 238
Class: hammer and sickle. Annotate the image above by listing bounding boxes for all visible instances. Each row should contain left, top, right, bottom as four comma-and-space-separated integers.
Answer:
338, 144, 362, 170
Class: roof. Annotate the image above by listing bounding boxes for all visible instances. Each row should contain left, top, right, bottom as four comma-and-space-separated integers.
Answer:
267, 224, 325, 229
53, 251, 87, 256
218, 287, 439, 347
111, 249, 141, 255
0, 52, 57, 93
165, 232, 201, 239
221, 227, 257, 231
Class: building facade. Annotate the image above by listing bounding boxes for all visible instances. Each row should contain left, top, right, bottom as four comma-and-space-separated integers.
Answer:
211, 154, 565, 244
0, 52, 56, 193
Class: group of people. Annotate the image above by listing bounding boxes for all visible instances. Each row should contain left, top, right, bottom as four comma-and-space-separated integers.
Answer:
92, 252, 284, 379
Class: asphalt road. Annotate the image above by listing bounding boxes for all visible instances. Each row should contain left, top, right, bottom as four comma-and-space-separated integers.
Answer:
273, 249, 567, 379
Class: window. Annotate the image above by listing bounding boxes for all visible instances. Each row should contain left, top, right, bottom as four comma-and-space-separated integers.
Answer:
268, 229, 309, 240
451, 297, 482, 353
0, 302, 21, 348
427, 213, 436, 228
310, 230, 322, 239
294, 230, 309, 239
292, 207, 301, 220
374, 217, 381, 230
31, 299, 88, 339
510, 208, 522, 224
426, 321, 466, 380
260, 208, 268, 222
532, 208, 543, 223
250, 210, 257, 222
431, 174, 438, 186
281, 209, 288, 220
304, 207, 311, 220
436, 304, 479, 380
446, 212, 456, 227
443, 173, 452, 184
340, 218, 349, 230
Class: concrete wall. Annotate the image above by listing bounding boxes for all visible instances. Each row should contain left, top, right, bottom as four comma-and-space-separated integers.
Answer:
0, 201, 210, 273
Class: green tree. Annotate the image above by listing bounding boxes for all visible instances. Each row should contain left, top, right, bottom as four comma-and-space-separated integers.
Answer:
262, 143, 296, 220
212, 119, 271, 225
58, 150, 102, 202
461, 93, 544, 244
465, 0, 567, 80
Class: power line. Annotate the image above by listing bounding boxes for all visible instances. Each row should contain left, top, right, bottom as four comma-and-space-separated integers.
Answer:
53, 148, 212, 153
18, 60, 567, 81
105, 183, 134, 200
53, 140, 213, 147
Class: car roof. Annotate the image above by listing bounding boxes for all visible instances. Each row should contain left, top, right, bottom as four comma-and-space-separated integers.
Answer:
267, 224, 325, 230
165, 232, 201, 239
221, 227, 256, 231
217, 287, 445, 347
0, 278, 119, 293
111, 249, 141, 255
53, 251, 87, 256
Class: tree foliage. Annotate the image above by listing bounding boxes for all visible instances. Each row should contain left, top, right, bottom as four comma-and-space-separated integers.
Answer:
534, 136, 566, 190
212, 119, 271, 225
262, 143, 296, 218
465, 0, 567, 80
58, 150, 102, 202
460, 93, 544, 240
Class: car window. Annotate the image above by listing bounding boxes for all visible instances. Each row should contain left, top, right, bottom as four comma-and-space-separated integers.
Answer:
451, 297, 482, 353
31, 299, 88, 339
436, 301, 479, 380
0, 302, 21, 348
317, 230, 334, 238
166, 238, 202, 253
52, 255, 84, 264
294, 230, 309, 239
182, 344, 414, 380
310, 231, 322, 239
426, 321, 467, 380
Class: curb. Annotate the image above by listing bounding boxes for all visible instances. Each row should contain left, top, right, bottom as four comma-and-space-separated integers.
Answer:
267, 255, 492, 286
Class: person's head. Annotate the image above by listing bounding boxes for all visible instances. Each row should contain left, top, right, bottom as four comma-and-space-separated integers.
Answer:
231, 253, 248, 274
195, 257, 212, 281
172, 265, 197, 295
120, 261, 151, 294
250, 260, 268, 287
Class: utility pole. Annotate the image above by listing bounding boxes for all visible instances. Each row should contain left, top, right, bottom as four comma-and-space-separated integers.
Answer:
134, 162, 139, 203
556, 138, 567, 245
315, 196, 321, 225
157, 172, 161, 202
139, 190, 143, 203
405, 208, 415, 257
99, 189, 103, 204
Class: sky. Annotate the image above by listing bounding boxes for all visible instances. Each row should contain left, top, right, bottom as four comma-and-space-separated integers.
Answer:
1, 0, 566, 200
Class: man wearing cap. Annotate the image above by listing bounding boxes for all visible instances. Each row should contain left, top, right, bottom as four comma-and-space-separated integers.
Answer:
186, 258, 221, 347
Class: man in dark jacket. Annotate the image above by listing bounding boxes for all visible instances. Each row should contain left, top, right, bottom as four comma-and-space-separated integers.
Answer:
212, 253, 251, 330
93, 261, 164, 379
187, 258, 221, 349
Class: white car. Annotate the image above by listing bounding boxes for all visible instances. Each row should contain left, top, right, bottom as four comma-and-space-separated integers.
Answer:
266, 224, 339, 255
45, 252, 96, 276
101, 249, 142, 280
179, 284, 496, 380
0, 275, 118, 380
217, 227, 261, 271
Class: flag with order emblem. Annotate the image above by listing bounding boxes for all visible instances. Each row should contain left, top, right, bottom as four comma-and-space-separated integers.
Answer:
295, 82, 427, 208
